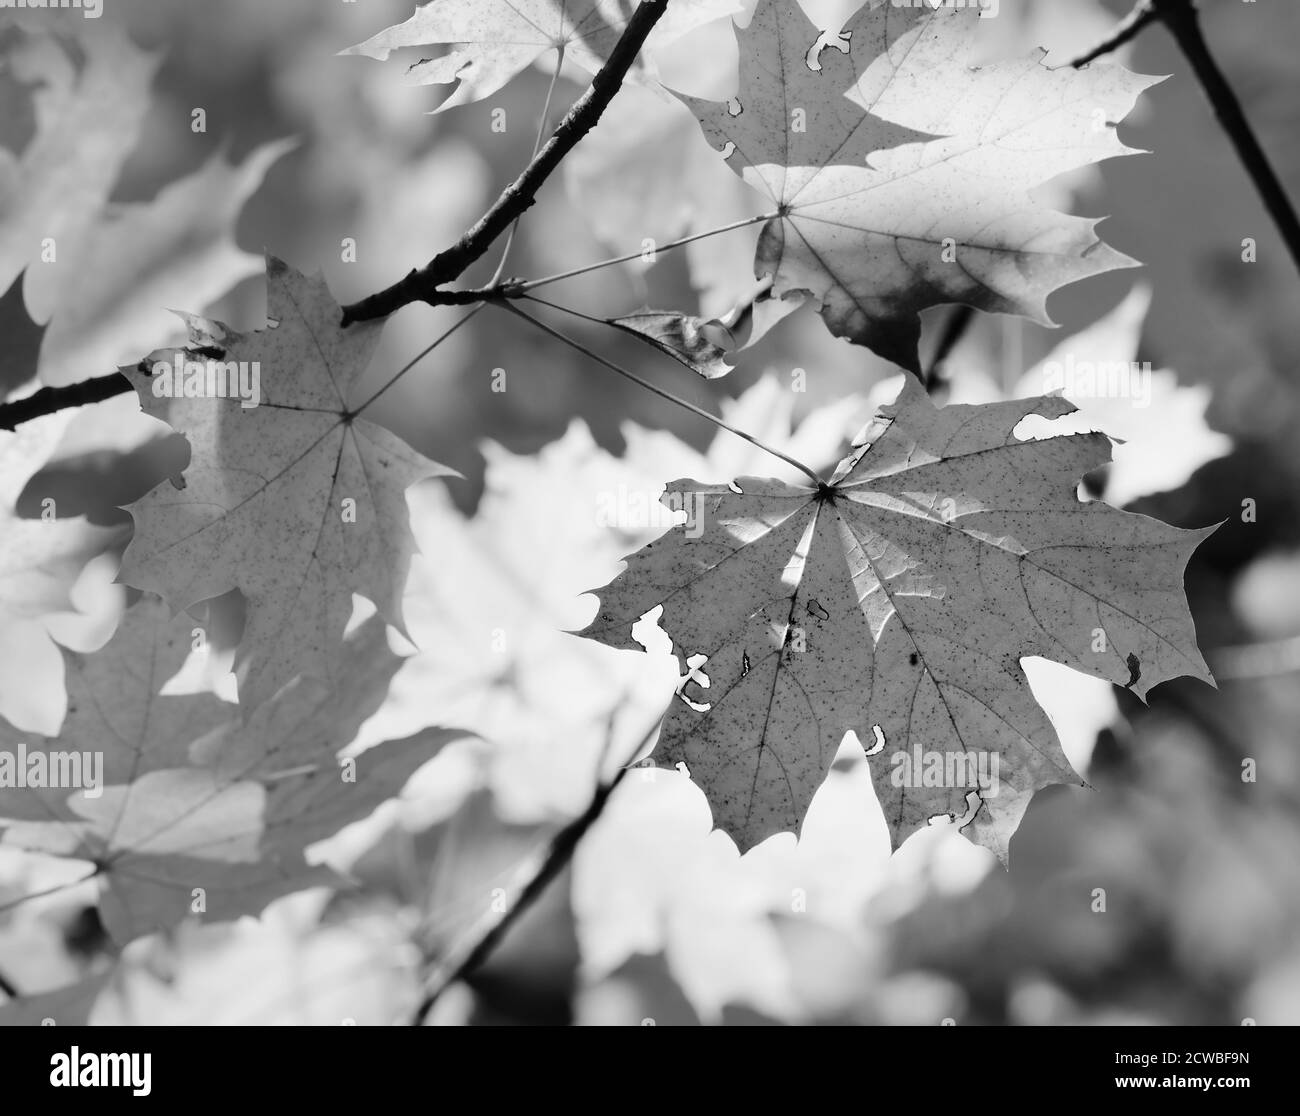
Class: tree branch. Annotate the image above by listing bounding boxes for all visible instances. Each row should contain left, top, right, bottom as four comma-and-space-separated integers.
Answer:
1070, 0, 1300, 278
1150, 0, 1300, 279
0, 372, 131, 432
341, 0, 671, 327
1068, 0, 1156, 69
505, 300, 826, 486
410, 718, 659, 1025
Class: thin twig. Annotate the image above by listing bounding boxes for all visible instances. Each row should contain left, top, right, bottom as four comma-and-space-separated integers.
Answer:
340, 1, 672, 327
517, 212, 778, 293
503, 301, 826, 486
0, 966, 17, 999
1150, 0, 1300, 279
351, 304, 485, 416
412, 212, 776, 305
0, 372, 131, 432
1067, 0, 1156, 69
410, 717, 660, 1025
490, 43, 568, 285
1067, 0, 1300, 279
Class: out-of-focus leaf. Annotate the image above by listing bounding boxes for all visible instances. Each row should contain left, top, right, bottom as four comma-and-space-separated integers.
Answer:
0, 22, 157, 297
31, 141, 296, 387
0, 383, 124, 732
0, 597, 467, 945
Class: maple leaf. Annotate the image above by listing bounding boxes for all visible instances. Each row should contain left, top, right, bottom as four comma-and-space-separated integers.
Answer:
119, 257, 454, 710
0, 596, 465, 945
0, 21, 158, 299
341, 0, 738, 112
388, 376, 868, 817
581, 373, 1215, 857
679, 0, 1160, 371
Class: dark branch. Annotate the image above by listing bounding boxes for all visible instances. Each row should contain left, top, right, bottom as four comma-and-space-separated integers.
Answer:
0, 372, 131, 432
341, 0, 671, 327
1068, 0, 1300, 278
410, 768, 628, 1025
1150, 0, 1300, 279
1068, 0, 1156, 69
409, 716, 660, 1025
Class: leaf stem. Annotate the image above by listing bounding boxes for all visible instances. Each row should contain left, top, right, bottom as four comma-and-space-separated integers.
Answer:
351, 304, 485, 416
517, 212, 778, 293
501, 301, 825, 486
489, 43, 568, 285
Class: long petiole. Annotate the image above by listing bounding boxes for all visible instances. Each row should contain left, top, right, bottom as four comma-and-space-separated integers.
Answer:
517, 211, 779, 292
351, 304, 485, 417
490, 44, 567, 285
500, 301, 824, 486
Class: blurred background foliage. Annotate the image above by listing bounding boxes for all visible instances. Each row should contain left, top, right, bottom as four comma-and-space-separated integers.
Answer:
1, 0, 1298, 1025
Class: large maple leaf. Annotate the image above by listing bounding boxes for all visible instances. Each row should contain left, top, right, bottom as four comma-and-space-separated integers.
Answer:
0, 596, 465, 945
679, 0, 1160, 371
341, 0, 738, 112
119, 257, 453, 710
581, 373, 1215, 857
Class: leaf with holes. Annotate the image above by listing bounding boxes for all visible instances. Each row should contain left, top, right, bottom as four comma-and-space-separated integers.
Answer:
118, 257, 454, 710
581, 373, 1215, 857
679, 0, 1160, 371
0, 596, 465, 944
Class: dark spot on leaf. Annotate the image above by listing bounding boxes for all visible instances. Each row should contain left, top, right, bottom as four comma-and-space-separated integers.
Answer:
1124, 652, 1141, 689
807, 598, 830, 621
909, 652, 918, 666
